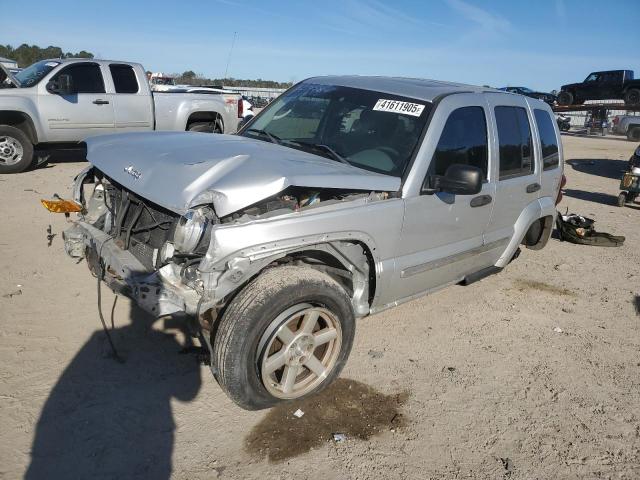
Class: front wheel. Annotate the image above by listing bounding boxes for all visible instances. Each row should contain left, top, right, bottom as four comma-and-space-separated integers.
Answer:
0, 125, 34, 174
213, 265, 356, 410
617, 192, 627, 207
557, 91, 573, 105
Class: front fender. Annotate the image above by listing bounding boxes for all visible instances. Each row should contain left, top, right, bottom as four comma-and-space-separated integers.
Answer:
0, 94, 43, 143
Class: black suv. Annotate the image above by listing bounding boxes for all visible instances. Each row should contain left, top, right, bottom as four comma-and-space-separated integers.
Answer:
557, 70, 640, 106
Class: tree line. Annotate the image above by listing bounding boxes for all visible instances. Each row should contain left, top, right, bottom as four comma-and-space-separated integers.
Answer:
1, 44, 292, 88
172, 71, 292, 89
0, 44, 93, 68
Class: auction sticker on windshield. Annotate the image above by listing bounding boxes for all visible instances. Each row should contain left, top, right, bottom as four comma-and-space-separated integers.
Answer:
373, 99, 425, 117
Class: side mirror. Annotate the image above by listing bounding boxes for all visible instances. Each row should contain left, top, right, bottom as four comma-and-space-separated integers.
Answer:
424, 164, 483, 195
46, 74, 73, 95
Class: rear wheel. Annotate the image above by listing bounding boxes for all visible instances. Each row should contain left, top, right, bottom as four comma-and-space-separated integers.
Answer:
557, 91, 573, 105
624, 88, 640, 105
213, 265, 355, 410
617, 192, 627, 207
187, 118, 224, 134
0, 125, 34, 174
627, 127, 640, 141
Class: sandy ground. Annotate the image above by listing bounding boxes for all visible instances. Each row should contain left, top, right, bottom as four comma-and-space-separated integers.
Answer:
0, 135, 639, 480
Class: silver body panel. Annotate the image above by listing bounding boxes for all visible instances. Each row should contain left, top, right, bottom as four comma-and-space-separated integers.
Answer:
65, 76, 563, 320
84, 132, 401, 216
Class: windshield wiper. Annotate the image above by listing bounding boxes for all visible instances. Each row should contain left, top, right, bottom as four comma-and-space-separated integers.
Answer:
287, 141, 351, 166
246, 128, 281, 145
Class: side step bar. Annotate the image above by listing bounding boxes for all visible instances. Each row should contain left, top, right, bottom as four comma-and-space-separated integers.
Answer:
461, 266, 503, 286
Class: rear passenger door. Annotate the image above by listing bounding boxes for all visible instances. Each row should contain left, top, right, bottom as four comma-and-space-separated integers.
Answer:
483, 94, 540, 250
107, 64, 153, 132
390, 94, 496, 302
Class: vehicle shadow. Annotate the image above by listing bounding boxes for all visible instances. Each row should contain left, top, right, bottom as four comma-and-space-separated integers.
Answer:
561, 132, 632, 142
562, 188, 620, 206
565, 158, 629, 180
38, 146, 87, 169
25, 302, 202, 480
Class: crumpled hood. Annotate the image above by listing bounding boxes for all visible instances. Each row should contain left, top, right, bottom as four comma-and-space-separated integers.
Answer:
85, 132, 401, 217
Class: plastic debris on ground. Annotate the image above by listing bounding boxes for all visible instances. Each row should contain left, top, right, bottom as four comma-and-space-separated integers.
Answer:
332, 433, 347, 443
293, 409, 304, 418
553, 327, 563, 333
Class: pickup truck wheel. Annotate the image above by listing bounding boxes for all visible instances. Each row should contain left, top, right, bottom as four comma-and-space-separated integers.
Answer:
628, 127, 640, 141
213, 265, 355, 410
624, 89, 640, 105
557, 91, 573, 106
0, 126, 34, 174
187, 119, 223, 134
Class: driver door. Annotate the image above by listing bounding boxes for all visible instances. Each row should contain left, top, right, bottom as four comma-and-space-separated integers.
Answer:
389, 94, 497, 303
38, 62, 115, 141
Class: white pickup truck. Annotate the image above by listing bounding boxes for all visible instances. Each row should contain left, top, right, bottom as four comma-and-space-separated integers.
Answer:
0, 59, 243, 173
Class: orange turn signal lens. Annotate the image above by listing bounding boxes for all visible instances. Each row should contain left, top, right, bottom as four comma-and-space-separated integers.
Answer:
40, 198, 82, 213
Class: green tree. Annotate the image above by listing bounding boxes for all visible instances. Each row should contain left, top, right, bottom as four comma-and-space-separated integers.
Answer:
0, 43, 94, 68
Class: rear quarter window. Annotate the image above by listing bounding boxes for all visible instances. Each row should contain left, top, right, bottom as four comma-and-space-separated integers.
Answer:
533, 109, 559, 170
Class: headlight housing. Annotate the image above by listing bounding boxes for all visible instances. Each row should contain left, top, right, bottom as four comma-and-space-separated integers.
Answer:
173, 207, 210, 253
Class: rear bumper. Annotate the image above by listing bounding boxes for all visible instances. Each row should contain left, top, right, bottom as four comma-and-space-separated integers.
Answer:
63, 221, 201, 316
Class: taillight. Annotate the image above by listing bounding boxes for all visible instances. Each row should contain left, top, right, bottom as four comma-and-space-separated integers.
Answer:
556, 174, 566, 205
237, 98, 243, 118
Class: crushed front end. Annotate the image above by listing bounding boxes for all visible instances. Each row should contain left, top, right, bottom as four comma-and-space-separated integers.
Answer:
63, 167, 210, 317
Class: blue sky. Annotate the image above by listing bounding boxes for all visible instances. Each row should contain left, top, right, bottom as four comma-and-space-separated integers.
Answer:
3, 0, 639, 91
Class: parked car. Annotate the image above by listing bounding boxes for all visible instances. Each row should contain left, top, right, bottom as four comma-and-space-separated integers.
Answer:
0, 59, 243, 173
612, 114, 640, 141
50, 76, 564, 410
499, 86, 556, 105
557, 70, 640, 106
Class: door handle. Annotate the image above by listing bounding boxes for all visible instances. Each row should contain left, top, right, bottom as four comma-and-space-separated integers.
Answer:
526, 182, 541, 193
93, 99, 110, 105
470, 195, 492, 207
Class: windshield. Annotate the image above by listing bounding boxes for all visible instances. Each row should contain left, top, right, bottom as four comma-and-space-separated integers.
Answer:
13, 60, 60, 87
518, 87, 534, 93
241, 83, 431, 177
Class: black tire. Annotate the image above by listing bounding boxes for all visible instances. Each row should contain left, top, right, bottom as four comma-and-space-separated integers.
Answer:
617, 192, 627, 207
213, 265, 356, 410
187, 118, 223, 134
557, 91, 573, 106
627, 127, 640, 142
624, 88, 640, 106
0, 125, 34, 174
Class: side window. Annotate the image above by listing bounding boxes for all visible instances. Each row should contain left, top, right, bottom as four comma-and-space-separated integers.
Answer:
533, 109, 559, 170
55, 63, 105, 94
430, 106, 488, 180
495, 106, 534, 180
109, 64, 139, 93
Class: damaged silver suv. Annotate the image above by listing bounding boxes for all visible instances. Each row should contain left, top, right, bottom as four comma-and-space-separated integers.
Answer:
52, 77, 564, 410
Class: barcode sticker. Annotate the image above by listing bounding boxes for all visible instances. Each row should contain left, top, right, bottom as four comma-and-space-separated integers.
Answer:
373, 99, 425, 117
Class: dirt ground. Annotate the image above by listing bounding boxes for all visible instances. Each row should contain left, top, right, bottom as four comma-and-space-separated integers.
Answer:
0, 134, 639, 480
